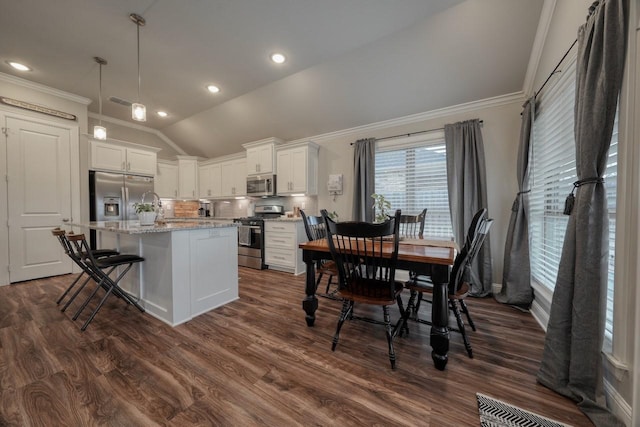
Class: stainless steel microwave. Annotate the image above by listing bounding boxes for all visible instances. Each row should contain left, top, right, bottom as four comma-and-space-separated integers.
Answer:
246, 175, 276, 197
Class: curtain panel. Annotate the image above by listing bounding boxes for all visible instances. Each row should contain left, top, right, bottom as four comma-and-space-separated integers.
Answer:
537, 1, 628, 426
444, 119, 492, 296
496, 98, 535, 308
352, 138, 376, 222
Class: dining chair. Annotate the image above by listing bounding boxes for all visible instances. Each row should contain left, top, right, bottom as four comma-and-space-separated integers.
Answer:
397, 209, 428, 310
401, 208, 493, 358
300, 210, 338, 297
65, 233, 145, 331
399, 208, 427, 239
321, 209, 405, 369
51, 228, 119, 306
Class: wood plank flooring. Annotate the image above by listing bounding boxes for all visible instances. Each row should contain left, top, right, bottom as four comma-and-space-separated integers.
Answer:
0, 267, 591, 426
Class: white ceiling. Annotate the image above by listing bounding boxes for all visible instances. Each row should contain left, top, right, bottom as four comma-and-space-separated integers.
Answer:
1, 0, 543, 158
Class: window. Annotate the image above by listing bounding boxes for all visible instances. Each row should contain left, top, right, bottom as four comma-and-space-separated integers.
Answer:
529, 58, 618, 343
374, 133, 453, 238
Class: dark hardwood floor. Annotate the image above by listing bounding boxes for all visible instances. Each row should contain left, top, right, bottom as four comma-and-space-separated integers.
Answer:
0, 267, 591, 426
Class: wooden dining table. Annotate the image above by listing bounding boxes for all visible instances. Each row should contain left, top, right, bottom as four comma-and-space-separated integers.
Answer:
299, 238, 456, 370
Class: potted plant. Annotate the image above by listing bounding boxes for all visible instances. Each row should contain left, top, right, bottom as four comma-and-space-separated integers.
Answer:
133, 202, 156, 225
327, 211, 339, 222
371, 193, 391, 223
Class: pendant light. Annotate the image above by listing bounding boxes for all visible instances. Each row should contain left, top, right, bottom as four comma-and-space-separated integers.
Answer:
93, 56, 107, 140
130, 13, 146, 122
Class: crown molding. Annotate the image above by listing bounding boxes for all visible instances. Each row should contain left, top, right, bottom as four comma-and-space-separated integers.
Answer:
88, 112, 187, 155
288, 91, 526, 145
0, 72, 91, 105
523, 0, 557, 96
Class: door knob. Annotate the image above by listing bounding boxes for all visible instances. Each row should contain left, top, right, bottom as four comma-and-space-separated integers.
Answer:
62, 218, 70, 223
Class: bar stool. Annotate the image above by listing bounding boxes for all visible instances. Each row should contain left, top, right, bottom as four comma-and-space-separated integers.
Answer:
51, 228, 119, 307
66, 233, 145, 331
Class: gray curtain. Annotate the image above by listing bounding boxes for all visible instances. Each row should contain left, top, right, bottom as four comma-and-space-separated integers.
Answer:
496, 98, 535, 308
352, 138, 376, 222
444, 119, 492, 296
537, 1, 628, 426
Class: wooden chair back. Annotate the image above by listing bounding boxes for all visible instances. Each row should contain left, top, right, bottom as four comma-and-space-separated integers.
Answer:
450, 209, 493, 294
322, 209, 401, 303
399, 208, 427, 238
300, 210, 327, 241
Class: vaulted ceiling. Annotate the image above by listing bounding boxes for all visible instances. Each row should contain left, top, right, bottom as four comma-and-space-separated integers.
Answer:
1, 0, 543, 158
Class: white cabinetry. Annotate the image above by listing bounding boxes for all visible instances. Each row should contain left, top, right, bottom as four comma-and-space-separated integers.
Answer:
220, 156, 246, 198
264, 220, 305, 275
155, 160, 178, 198
198, 162, 222, 198
243, 137, 282, 176
276, 141, 319, 195
177, 156, 199, 199
90, 140, 157, 176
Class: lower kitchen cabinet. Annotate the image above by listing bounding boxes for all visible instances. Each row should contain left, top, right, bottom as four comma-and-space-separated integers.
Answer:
264, 220, 305, 275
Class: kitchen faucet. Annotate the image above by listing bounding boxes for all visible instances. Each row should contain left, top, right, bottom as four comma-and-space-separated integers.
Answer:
141, 191, 164, 221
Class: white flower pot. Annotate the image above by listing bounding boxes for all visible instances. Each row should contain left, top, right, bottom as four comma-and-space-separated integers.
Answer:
138, 211, 156, 226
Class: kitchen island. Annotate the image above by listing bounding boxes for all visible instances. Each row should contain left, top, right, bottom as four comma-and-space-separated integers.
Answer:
69, 220, 238, 326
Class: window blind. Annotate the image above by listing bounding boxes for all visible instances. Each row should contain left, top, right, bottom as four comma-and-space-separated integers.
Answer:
530, 58, 618, 342
375, 135, 453, 238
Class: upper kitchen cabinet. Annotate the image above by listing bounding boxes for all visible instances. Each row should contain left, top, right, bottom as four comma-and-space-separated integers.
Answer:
220, 155, 247, 198
242, 137, 282, 176
198, 161, 222, 199
155, 160, 178, 199
276, 141, 319, 196
177, 156, 199, 199
90, 140, 158, 176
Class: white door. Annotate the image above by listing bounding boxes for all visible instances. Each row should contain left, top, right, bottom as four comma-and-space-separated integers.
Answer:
6, 116, 72, 282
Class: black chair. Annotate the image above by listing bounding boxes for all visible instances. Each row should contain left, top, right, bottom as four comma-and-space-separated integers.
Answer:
51, 228, 119, 307
66, 233, 145, 331
300, 209, 338, 296
321, 209, 405, 369
401, 208, 493, 358
399, 208, 427, 239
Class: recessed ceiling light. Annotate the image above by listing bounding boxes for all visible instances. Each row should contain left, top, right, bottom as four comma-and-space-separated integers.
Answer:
157, 111, 168, 118
207, 85, 220, 93
7, 61, 31, 71
271, 53, 286, 64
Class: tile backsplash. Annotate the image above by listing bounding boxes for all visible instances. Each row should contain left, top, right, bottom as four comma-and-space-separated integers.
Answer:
160, 196, 319, 219
172, 201, 199, 217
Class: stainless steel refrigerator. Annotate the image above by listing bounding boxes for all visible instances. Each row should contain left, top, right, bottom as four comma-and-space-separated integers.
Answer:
89, 170, 154, 247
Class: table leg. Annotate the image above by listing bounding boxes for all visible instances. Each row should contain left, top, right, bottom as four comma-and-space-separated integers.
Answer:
430, 265, 450, 370
302, 252, 318, 326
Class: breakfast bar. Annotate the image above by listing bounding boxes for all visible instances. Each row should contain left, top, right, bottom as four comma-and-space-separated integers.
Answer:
70, 220, 239, 326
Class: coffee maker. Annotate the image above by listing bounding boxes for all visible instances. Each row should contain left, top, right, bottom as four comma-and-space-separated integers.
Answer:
198, 201, 212, 217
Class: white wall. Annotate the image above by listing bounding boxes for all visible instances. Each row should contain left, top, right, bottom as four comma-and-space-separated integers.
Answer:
310, 96, 522, 285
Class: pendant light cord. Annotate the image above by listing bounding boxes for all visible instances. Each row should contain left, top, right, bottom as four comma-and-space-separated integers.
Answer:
93, 56, 107, 130
137, 21, 141, 102
98, 61, 103, 126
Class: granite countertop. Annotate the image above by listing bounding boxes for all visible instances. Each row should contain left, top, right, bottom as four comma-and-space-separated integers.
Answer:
165, 216, 236, 221
70, 220, 237, 234
264, 217, 303, 222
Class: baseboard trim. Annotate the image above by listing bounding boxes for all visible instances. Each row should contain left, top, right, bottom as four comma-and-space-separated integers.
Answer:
604, 379, 632, 425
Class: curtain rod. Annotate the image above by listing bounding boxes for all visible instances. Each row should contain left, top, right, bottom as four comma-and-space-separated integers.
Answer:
533, 38, 577, 98
350, 120, 483, 145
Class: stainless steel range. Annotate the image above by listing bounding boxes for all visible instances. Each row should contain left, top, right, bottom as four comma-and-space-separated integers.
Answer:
234, 205, 284, 269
